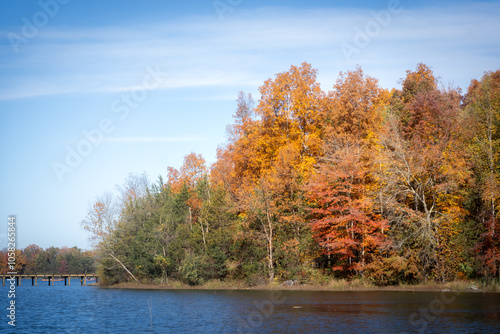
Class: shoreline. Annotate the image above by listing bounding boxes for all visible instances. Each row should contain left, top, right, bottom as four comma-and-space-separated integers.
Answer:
96, 280, 500, 293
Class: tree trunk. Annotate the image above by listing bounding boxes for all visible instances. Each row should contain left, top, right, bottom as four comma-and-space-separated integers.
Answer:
108, 252, 139, 282
200, 219, 207, 254
267, 212, 274, 282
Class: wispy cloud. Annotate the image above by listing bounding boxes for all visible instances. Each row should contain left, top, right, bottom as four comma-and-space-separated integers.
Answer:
1, 2, 499, 100
104, 136, 209, 143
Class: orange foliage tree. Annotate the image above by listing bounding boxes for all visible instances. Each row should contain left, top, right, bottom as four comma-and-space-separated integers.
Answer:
167, 152, 208, 230
307, 67, 388, 276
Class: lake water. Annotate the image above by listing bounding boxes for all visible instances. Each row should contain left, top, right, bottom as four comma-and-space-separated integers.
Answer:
0, 279, 498, 333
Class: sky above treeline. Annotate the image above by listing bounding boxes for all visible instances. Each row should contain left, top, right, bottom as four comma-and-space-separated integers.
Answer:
1, 0, 499, 250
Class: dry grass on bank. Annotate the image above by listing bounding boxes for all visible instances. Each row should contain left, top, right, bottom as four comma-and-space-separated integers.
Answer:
98, 278, 500, 292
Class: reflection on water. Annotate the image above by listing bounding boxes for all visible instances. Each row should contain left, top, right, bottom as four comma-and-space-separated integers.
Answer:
0, 283, 498, 333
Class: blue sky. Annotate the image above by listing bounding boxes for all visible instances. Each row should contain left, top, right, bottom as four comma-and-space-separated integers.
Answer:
1, 0, 499, 250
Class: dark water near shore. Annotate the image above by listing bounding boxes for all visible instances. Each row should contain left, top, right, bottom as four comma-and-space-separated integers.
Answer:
1, 280, 499, 333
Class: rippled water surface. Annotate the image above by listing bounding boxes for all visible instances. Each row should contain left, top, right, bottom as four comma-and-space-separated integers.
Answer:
1, 279, 499, 333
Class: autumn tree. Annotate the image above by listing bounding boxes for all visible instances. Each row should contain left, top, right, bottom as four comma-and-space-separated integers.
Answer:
23, 244, 43, 274
400, 63, 437, 103
379, 64, 470, 280
306, 67, 388, 277
323, 65, 385, 140
167, 152, 208, 234
238, 143, 312, 282
233, 63, 327, 281
307, 137, 388, 276
465, 70, 500, 278
81, 192, 118, 246
212, 92, 256, 198
233, 62, 325, 181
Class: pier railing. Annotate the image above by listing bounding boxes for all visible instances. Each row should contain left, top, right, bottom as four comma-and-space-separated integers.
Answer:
1, 274, 99, 286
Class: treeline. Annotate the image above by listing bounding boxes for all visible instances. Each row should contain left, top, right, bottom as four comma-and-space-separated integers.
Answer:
83, 63, 500, 286
0, 245, 95, 275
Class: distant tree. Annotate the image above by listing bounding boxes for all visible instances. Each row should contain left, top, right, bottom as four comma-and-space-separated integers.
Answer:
23, 244, 43, 274
58, 259, 69, 274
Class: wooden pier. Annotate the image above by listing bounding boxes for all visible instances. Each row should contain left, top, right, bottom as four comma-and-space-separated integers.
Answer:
1, 274, 99, 286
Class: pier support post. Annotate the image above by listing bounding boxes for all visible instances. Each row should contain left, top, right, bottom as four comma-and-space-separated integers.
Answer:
48, 277, 51, 286
35, 276, 37, 286
32, 277, 35, 286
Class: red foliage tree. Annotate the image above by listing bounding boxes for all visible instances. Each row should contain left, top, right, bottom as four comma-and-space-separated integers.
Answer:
307, 136, 388, 275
